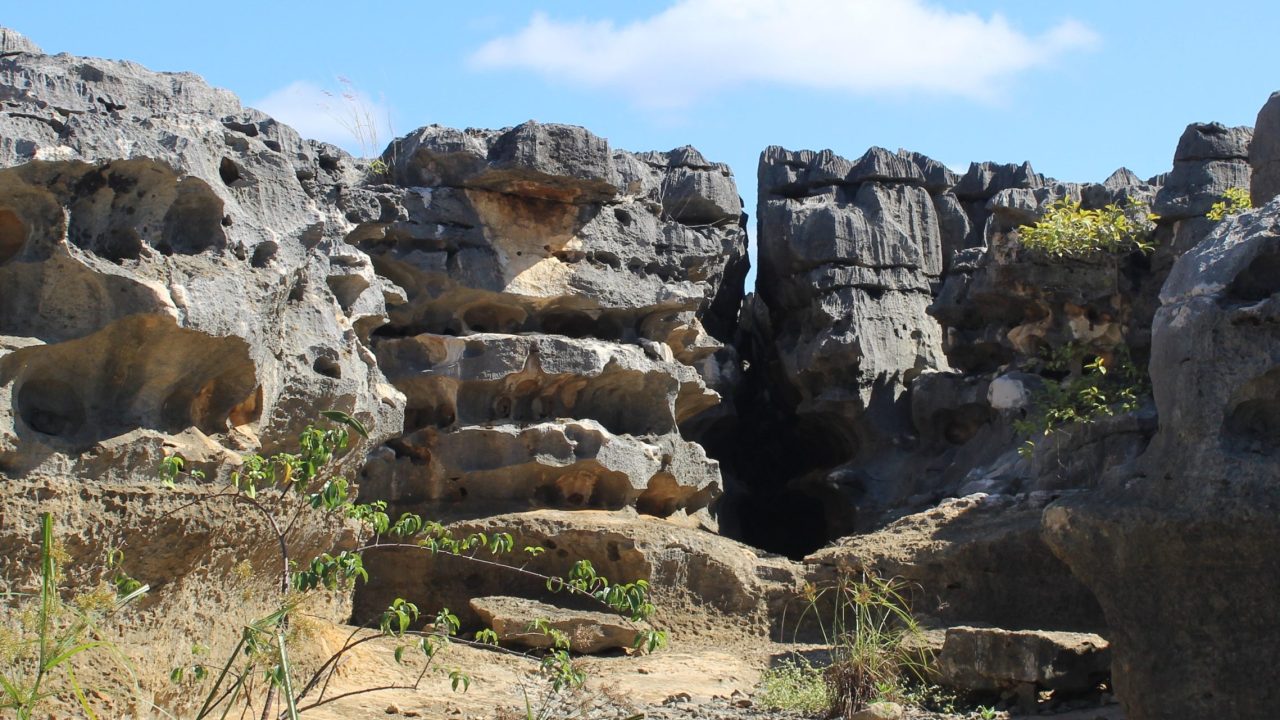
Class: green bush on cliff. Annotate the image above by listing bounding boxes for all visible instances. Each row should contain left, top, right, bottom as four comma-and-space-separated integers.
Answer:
1015, 344, 1147, 457
1017, 197, 1157, 258
1207, 186, 1252, 221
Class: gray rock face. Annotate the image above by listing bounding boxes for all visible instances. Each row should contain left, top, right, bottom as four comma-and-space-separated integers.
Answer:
347, 122, 744, 530
361, 332, 722, 519
0, 31, 747, 699
0, 37, 405, 480
1153, 122, 1253, 220
1251, 92, 1280, 205
0, 27, 40, 55
0, 28, 409, 701
736, 142, 1170, 546
807, 493, 1104, 632
1045, 197, 1280, 720
363, 122, 746, 343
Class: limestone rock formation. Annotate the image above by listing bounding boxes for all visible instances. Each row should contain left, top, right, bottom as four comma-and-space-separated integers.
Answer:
7, 23, 1280, 720
357, 123, 746, 344
354, 509, 802, 635
345, 121, 745, 542
1251, 92, 1280, 205
0, 38, 407, 480
1152, 122, 1252, 220
727, 140, 1174, 554
361, 332, 721, 520
0, 28, 411, 699
1045, 197, 1280, 720
0, 28, 748, 706
806, 493, 1104, 632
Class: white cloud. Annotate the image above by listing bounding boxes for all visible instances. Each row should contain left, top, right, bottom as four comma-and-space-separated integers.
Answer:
251, 80, 394, 157
470, 0, 1099, 107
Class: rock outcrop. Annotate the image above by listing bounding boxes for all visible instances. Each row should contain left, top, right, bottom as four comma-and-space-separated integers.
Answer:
1045, 197, 1280, 720
6, 23, 1280, 720
1252, 92, 1280, 205
936, 627, 1110, 695
0, 26, 749, 694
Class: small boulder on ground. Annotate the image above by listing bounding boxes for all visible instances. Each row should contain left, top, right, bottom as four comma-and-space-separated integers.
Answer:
937, 626, 1110, 693
469, 595, 640, 654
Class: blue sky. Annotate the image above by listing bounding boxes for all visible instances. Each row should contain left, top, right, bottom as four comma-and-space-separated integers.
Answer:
9, 1, 1278, 287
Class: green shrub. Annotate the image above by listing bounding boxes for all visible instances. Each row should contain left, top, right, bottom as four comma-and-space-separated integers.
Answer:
1207, 186, 1252, 221
756, 655, 827, 714
1017, 198, 1157, 258
1015, 344, 1147, 457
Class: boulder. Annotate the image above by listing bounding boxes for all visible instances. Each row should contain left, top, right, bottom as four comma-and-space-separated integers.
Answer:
470, 596, 639, 653
937, 627, 1110, 692
806, 494, 1105, 632
354, 508, 804, 634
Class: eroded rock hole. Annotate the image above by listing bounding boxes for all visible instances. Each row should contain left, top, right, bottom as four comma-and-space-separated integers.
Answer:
327, 274, 370, 311
541, 310, 596, 338
17, 377, 86, 438
0, 208, 27, 263
251, 241, 278, 268
219, 157, 244, 187
100, 227, 143, 263
312, 355, 342, 380
1224, 369, 1280, 453
461, 303, 525, 334
1226, 250, 1280, 303
161, 178, 226, 254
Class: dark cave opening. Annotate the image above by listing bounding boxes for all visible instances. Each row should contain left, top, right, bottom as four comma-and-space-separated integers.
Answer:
693, 404, 857, 560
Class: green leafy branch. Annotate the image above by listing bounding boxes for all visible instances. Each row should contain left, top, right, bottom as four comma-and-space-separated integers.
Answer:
1014, 345, 1148, 457
1207, 186, 1252, 221
158, 411, 665, 719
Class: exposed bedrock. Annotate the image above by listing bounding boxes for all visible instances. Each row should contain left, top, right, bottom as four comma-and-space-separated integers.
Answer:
353, 123, 748, 346
0, 44, 406, 481
724, 119, 1250, 559
0, 30, 407, 697
348, 121, 747, 618
362, 332, 721, 519
354, 509, 802, 636
1253, 92, 1280, 205
1045, 198, 1280, 720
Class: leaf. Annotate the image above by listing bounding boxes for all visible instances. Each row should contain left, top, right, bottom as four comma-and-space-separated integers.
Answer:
320, 410, 369, 439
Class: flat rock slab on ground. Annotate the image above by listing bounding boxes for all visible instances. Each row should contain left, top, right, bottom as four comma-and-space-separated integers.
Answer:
470, 595, 641, 654
938, 626, 1110, 692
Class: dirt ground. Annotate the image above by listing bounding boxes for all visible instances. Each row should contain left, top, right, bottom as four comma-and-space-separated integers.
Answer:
300, 623, 1124, 720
